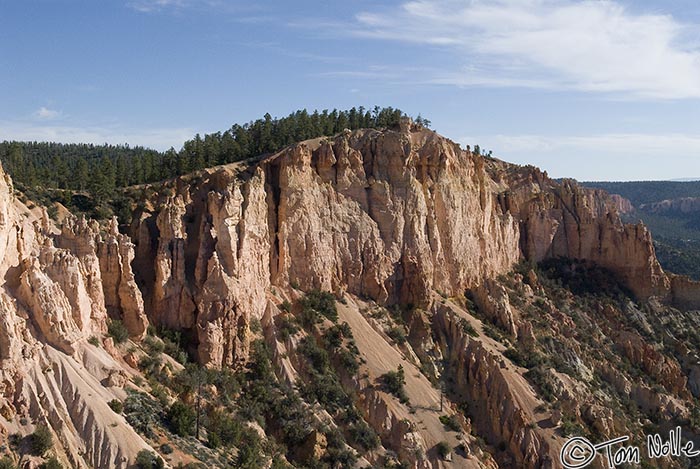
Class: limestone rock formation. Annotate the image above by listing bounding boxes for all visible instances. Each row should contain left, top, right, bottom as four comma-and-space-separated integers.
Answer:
1, 123, 700, 468
609, 193, 635, 213
641, 196, 700, 214
97, 218, 148, 339
123, 126, 700, 375
0, 165, 154, 468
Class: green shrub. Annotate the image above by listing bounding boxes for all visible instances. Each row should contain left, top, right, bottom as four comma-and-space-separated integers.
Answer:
87, 336, 100, 347
482, 323, 506, 343
279, 300, 292, 313
30, 424, 53, 456
138, 355, 163, 377
436, 441, 451, 459
459, 319, 478, 337
380, 365, 409, 404
143, 335, 164, 354
167, 401, 196, 436
0, 457, 15, 469
560, 416, 585, 437
348, 420, 379, 451
387, 327, 407, 345
160, 444, 173, 455
503, 348, 546, 369
124, 391, 163, 438
108, 399, 124, 414
135, 450, 164, 469
207, 409, 243, 448
236, 428, 263, 468
107, 319, 129, 343
156, 327, 190, 364
301, 371, 351, 412
300, 289, 338, 326
323, 325, 344, 349
336, 347, 360, 374
524, 367, 556, 402
278, 314, 299, 341
439, 414, 461, 432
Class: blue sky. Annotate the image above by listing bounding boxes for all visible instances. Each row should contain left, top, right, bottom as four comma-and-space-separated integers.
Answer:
2, 0, 700, 180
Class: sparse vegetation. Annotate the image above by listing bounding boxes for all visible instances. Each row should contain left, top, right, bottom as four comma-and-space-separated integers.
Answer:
167, 401, 196, 437
30, 424, 53, 456
560, 416, 585, 438
277, 314, 299, 341
124, 391, 163, 439
439, 414, 461, 432
135, 450, 165, 469
386, 326, 407, 345
107, 319, 129, 343
299, 289, 338, 326
107, 399, 123, 414
380, 365, 409, 404
503, 347, 546, 369
436, 441, 451, 459
459, 318, 479, 337
348, 420, 380, 451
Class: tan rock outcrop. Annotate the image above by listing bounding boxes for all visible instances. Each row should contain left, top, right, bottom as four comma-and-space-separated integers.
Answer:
17, 257, 84, 354
508, 176, 670, 300
470, 279, 518, 337
54, 217, 109, 332
615, 330, 688, 396
152, 195, 196, 329
0, 163, 154, 468
609, 193, 634, 214
432, 302, 560, 468
2, 122, 700, 468
97, 218, 148, 339
641, 196, 700, 214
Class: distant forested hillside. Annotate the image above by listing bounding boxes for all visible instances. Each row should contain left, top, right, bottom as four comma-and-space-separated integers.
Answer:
0, 106, 426, 220
583, 180, 700, 206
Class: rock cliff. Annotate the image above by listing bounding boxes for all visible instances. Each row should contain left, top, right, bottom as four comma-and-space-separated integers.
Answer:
0, 169, 154, 467
1, 122, 699, 468
129, 124, 694, 365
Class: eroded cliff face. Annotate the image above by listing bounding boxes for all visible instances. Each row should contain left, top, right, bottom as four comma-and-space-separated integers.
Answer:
431, 302, 560, 468
499, 170, 670, 299
128, 124, 692, 367
0, 169, 153, 467
1, 123, 699, 468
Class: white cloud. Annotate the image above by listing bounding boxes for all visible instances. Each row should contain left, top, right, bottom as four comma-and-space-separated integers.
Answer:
34, 107, 61, 120
352, 0, 700, 99
0, 121, 197, 151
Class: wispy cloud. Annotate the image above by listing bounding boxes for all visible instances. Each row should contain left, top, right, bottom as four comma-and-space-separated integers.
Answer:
128, 0, 187, 13
0, 121, 197, 151
349, 0, 700, 99
127, 0, 193, 13
127, 0, 263, 17
34, 107, 61, 121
